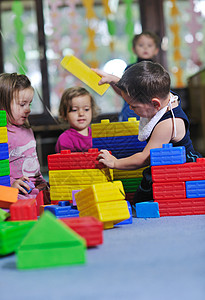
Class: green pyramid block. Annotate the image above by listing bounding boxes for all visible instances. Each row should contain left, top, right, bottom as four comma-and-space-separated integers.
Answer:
17, 211, 86, 269
0, 220, 36, 256
0, 208, 10, 222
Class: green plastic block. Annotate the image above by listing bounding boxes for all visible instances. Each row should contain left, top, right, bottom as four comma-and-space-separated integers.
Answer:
0, 159, 10, 176
0, 110, 7, 127
0, 220, 36, 256
17, 211, 86, 269
0, 208, 10, 222
116, 178, 142, 193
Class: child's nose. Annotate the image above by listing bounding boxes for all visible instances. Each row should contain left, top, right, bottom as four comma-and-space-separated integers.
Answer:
78, 108, 84, 115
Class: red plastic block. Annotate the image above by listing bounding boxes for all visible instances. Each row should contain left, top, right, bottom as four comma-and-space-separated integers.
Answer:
47, 148, 105, 170
35, 191, 44, 216
153, 182, 186, 200
60, 216, 103, 247
10, 199, 38, 221
156, 197, 205, 216
151, 158, 205, 183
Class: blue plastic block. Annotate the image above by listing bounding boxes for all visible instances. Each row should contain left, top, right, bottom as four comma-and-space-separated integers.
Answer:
44, 203, 79, 218
135, 201, 160, 218
93, 136, 146, 152
186, 180, 205, 198
0, 143, 9, 160
116, 201, 132, 225
0, 175, 10, 187
150, 143, 186, 166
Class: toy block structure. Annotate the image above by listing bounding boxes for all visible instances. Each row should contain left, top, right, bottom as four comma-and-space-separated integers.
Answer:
0, 185, 18, 208
48, 149, 113, 203
92, 118, 146, 205
17, 211, 86, 269
0, 220, 36, 256
75, 181, 130, 229
0, 110, 10, 187
10, 199, 38, 221
61, 55, 109, 96
150, 143, 186, 166
44, 201, 79, 218
60, 216, 103, 247
135, 202, 160, 218
151, 144, 205, 216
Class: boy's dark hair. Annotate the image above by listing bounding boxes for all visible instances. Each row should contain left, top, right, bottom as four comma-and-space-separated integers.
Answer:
0, 73, 33, 125
116, 61, 170, 104
132, 31, 160, 49
59, 86, 100, 122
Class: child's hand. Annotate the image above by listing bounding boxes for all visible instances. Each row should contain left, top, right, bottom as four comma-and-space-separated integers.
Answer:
92, 68, 120, 85
98, 150, 117, 169
12, 176, 31, 194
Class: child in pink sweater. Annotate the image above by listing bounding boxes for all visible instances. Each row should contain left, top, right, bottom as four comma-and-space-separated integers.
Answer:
55, 86, 99, 153
0, 73, 48, 199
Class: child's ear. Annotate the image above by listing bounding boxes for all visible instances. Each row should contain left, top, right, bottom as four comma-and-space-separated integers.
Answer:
152, 98, 161, 110
154, 47, 159, 56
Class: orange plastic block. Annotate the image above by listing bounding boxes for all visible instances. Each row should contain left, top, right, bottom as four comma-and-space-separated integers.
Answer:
0, 185, 18, 208
10, 199, 38, 221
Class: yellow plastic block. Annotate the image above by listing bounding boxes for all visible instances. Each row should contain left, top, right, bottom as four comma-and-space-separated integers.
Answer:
49, 168, 113, 186
50, 184, 91, 201
61, 55, 110, 96
75, 181, 125, 211
0, 127, 8, 143
113, 168, 146, 179
79, 200, 130, 229
91, 118, 139, 138
0, 185, 18, 208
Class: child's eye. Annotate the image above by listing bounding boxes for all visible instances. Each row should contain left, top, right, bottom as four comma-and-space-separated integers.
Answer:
85, 107, 90, 111
71, 108, 77, 112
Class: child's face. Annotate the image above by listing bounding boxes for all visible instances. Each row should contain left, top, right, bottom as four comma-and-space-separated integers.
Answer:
11, 87, 34, 126
133, 35, 159, 60
66, 95, 92, 132
121, 91, 159, 119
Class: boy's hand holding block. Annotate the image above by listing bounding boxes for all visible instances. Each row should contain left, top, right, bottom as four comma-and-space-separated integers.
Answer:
61, 55, 110, 96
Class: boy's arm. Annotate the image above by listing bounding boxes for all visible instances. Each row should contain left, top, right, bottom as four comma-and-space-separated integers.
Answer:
98, 119, 174, 170
92, 68, 122, 96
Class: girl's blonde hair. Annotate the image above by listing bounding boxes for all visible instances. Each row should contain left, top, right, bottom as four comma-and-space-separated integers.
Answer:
0, 72, 33, 126
59, 86, 100, 122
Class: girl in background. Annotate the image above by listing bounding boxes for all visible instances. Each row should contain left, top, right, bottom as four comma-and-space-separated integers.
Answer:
55, 86, 100, 153
0, 73, 48, 199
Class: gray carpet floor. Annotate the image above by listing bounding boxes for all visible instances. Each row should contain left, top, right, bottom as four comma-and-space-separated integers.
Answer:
1, 215, 205, 300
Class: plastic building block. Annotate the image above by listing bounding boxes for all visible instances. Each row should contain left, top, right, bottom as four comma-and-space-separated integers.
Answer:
75, 181, 130, 229
151, 158, 205, 183
35, 190, 45, 216
186, 180, 205, 198
49, 168, 113, 186
0, 175, 10, 187
10, 199, 38, 221
135, 201, 160, 218
116, 201, 132, 225
75, 181, 125, 211
0, 208, 10, 222
50, 185, 87, 202
60, 216, 103, 247
48, 149, 105, 171
113, 168, 146, 179
44, 202, 79, 218
150, 143, 186, 166
118, 178, 142, 193
91, 118, 139, 138
156, 198, 205, 216
0, 143, 9, 160
0, 185, 18, 208
17, 211, 86, 269
61, 55, 109, 95
72, 190, 82, 206
0, 220, 36, 256
0, 159, 10, 177
153, 182, 186, 200
0, 110, 7, 127
0, 127, 8, 143
19, 180, 35, 195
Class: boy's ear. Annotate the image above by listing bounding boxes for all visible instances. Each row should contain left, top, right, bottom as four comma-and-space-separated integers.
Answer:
154, 48, 159, 56
152, 98, 161, 110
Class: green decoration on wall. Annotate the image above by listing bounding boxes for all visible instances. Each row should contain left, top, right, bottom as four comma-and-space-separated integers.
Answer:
123, 0, 135, 63
107, 19, 116, 36
12, 0, 27, 74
